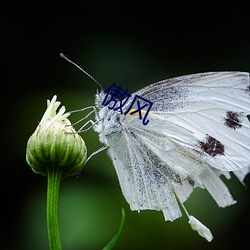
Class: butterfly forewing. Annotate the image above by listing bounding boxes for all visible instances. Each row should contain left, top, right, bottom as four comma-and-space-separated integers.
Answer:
123, 72, 250, 172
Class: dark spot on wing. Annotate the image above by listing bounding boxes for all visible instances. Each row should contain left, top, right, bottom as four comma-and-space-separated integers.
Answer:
186, 177, 195, 186
224, 111, 243, 130
199, 135, 225, 157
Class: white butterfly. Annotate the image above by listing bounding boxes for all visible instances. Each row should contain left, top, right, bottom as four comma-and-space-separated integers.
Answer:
84, 71, 249, 242
60, 54, 250, 242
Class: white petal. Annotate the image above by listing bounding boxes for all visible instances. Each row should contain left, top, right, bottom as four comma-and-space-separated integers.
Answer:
40, 95, 71, 125
41, 95, 58, 123
188, 215, 213, 242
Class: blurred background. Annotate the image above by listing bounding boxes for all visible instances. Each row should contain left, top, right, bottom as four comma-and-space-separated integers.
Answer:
2, 1, 250, 250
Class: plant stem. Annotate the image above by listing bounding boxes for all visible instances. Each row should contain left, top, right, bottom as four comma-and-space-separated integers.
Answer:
47, 165, 63, 250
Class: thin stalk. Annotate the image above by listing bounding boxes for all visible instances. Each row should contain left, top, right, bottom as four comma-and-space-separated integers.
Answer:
47, 165, 63, 250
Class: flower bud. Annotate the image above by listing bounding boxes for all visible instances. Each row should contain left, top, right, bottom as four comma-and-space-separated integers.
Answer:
26, 95, 87, 178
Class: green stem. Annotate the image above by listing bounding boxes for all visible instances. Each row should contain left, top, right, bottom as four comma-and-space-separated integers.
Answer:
47, 165, 63, 250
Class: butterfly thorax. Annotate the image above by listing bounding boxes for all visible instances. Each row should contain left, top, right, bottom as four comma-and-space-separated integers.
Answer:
93, 92, 124, 145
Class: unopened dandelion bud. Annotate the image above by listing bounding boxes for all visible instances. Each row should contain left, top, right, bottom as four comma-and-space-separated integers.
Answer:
26, 95, 87, 178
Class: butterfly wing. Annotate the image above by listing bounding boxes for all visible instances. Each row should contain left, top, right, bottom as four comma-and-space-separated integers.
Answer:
107, 127, 182, 221
124, 72, 250, 173
105, 72, 250, 221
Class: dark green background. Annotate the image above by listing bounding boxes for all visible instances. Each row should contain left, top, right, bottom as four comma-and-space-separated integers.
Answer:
2, 2, 250, 250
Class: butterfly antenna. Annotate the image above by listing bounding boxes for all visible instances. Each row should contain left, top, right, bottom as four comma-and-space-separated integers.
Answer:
60, 53, 104, 91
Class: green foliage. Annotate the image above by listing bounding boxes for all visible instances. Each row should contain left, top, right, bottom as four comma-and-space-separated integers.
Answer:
103, 208, 125, 250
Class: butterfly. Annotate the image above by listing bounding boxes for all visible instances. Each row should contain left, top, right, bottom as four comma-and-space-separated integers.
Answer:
61, 55, 250, 241
91, 72, 250, 241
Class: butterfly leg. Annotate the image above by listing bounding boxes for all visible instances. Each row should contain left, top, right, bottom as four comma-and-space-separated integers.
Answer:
76, 117, 104, 133
68, 106, 102, 132
85, 145, 108, 165
70, 106, 96, 126
77, 145, 108, 176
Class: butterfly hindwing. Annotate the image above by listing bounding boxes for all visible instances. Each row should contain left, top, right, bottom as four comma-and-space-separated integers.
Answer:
107, 124, 183, 221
